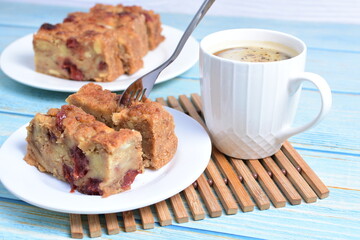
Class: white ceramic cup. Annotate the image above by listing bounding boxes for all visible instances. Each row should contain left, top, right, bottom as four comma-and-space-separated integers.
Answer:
199, 29, 332, 159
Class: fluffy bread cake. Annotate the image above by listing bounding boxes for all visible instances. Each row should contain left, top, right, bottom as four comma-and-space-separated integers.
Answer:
24, 105, 143, 197
33, 4, 164, 82
66, 83, 178, 169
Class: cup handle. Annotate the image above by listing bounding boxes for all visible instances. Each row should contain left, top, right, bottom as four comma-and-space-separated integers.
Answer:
277, 72, 332, 142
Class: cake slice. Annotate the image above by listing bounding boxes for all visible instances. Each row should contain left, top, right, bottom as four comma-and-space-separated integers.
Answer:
33, 4, 165, 81
66, 83, 178, 169
24, 105, 143, 197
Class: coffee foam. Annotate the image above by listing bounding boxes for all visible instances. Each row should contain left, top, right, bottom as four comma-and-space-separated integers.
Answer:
212, 41, 299, 59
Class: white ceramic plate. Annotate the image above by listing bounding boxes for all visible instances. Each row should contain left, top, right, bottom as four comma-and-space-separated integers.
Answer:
0, 108, 211, 214
0, 25, 198, 92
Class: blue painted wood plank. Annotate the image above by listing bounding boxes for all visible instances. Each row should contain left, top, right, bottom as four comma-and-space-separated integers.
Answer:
0, 1, 79, 27
290, 91, 360, 152
159, 188, 360, 240
0, 113, 32, 145
0, 187, 359, 240
0, 26, 36, 51
0, 198, 71, 239
293, 150, 360, 189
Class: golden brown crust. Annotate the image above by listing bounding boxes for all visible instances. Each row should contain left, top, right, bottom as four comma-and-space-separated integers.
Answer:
66, 83, 118, 107
51, 105, 135, 150
65, 83, 121, 127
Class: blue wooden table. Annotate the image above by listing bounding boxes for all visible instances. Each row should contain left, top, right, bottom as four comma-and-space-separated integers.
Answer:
0, 1, 359, 239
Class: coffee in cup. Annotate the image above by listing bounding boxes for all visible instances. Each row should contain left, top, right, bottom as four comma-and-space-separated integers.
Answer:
213, 41, 298, 62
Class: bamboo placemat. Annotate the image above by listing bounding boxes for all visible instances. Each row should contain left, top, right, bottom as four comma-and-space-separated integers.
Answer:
68, 93, 329, 238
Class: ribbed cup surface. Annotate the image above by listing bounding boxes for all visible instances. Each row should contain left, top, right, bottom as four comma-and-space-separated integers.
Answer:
200, 29, 307, 159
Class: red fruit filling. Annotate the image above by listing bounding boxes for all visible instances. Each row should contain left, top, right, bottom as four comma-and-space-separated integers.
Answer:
61, 59, 84, 81
117, 11, 136, 19
55, 108, 67, 132
63, 15, 75, 23
142, 12, 153, 22
66, 37, 80, 49
78, 178, 103, 195
98, 61, 108, 71
40, 23, 57, 30
70, 146, 89, 179
63, 164, 76, 192
121, 169, 140, 189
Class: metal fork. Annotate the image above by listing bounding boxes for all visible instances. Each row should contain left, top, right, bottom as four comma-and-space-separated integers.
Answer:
118, 0, 216, 106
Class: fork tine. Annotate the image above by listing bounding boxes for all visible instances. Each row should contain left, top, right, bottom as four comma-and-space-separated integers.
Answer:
120, 90, 132, 106
134, 89, 142, 101
120, 87, 147, 106
139, 88, 147, 102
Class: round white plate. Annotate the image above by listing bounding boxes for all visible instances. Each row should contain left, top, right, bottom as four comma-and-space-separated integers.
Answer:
0, 25, 198, 92
0, 107, 211, 214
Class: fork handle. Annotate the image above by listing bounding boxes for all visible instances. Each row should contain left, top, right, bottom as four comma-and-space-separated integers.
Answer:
154, 0, 216, 73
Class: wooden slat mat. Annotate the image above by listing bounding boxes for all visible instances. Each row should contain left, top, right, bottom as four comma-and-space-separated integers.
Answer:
69, 94, 329, 238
